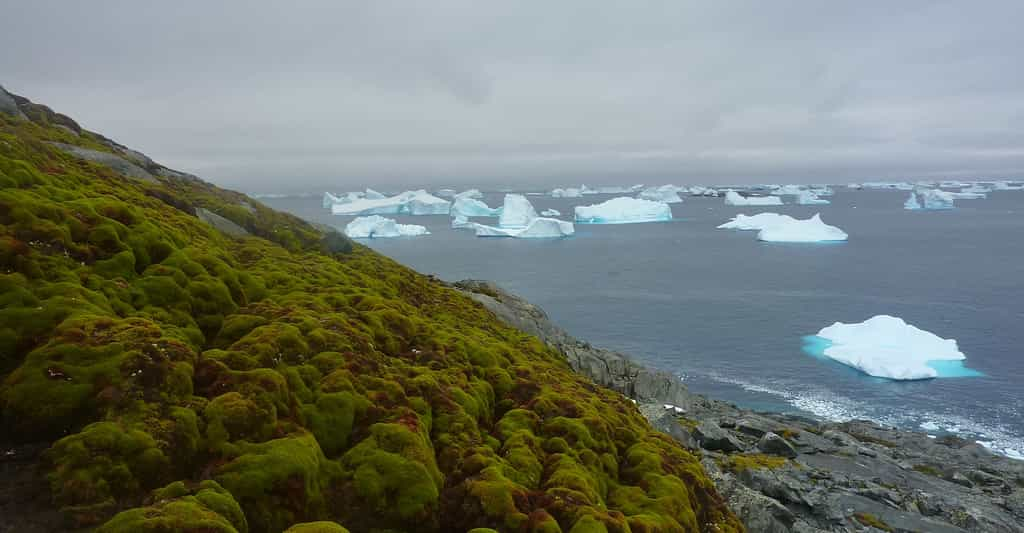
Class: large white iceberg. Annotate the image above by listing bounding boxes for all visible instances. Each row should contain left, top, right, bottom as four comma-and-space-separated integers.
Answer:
474, 217, 574, 238
331, 189, 451, 216
637, 185, 683, 204
574, 197, 672, 224
451, 196, 501, 217
540, 208, 561, 217
905, 188, 955, 210
811, 315, 971, 380
756, 214, 847, 242
498, 194, 539, 228
717, 213, 794, 231
724, 190, 784, 206
343, 215, 429, 238
795, 190, 830, 205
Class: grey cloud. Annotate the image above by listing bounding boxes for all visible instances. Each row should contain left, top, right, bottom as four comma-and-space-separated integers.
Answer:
2, 0, 1022, 193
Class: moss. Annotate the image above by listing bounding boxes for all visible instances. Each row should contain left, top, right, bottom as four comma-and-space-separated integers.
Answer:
912, 464, 943, 477
854, 512, 893, 531
97, 480, 247, 533
283, 522, 351, 533
0, 104, 741, 532
720, 453, 789, 473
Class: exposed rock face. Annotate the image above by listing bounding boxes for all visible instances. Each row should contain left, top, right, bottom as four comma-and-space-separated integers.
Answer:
48, 142, 157, 183
460, 279, 1024, 532
0, 85, 26, 119
195, 207, 250, 238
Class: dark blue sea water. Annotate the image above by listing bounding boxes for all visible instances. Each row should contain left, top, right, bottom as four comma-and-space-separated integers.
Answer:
263, 189, 1024, 458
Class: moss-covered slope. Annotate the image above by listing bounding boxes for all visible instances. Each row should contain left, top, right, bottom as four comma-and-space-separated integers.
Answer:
0, 92, 742, 532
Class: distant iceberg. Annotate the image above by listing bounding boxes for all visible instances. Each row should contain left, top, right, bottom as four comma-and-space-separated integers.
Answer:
323, 191, 364, 208
795, 190, 830, 205
904, 188, 955, 210
904, 192, 922, 210
454, 189, 484, 199
498, 194, 539, 228
435, 188, 457, 198
451, 196, 500, 217
330, 189, 451, 216
344, 215, 429, 238
587, 184, 644, 194
551, 186, 585, 198
364, 188, 386, 200
637, 185, 683, 204
948, 191, 986, 200
724, 190, 784, 206
574, 197, 672, 224
807, 315, 978, 380
474, 217, 574, 238
451, 214, 473, 229
756, 214, 847, 242
773, 184, 805, 195
858, 181, 915, 191
688, 186, 719, 197
540, 208, 561, 216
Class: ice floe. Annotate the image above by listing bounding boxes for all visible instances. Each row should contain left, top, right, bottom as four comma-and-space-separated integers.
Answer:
808, 315, 977, 380
905, 188, 955, 210
574, 197, 672, 224
343, 215, 429, 238
724, 190, 784, 206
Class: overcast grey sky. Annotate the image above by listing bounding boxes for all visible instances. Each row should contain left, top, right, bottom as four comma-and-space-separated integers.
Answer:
3, 1, 1023, 192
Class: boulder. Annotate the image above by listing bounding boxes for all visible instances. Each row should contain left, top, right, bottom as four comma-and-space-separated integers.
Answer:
694, 421, 744, 452
758, 432, 798, 458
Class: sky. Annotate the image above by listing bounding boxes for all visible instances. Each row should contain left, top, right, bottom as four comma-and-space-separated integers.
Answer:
3, 1, 1024, 193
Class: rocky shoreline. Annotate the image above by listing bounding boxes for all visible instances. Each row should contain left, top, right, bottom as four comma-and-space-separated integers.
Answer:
456, 280, 1024, 532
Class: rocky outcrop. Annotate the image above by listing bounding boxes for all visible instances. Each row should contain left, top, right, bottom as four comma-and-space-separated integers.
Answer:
195, 207, 250, 238
48, 142, 157, 183
460, 279, 1024, 532
0, 85, 26, 119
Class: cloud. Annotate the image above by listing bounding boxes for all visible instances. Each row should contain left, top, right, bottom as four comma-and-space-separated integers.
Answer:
2, 0, 1023, 192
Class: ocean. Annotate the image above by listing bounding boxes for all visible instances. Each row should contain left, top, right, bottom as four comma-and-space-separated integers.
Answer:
262, 188, 1024, 458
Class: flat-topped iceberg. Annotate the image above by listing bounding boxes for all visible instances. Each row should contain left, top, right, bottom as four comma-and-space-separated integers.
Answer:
574, 197, 672, 224
344, 215, 429, 238
540, 208, 561, 217
807, 315, 978, 380
451, 196, 501, 217
724, 190, 783, 206
757, 214, 847, 242
498, 194, 538, 228
637, 185, 683, 204
474, 217, 574, 238
717, 212, 794, 231
331, 189, 451, 216
795, 190, 830, 205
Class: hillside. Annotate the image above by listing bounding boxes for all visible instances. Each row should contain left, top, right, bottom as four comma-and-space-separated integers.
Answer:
0, 87, 741, 532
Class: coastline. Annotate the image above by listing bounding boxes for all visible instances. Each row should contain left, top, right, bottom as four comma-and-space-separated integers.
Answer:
456, 279, 1024, 532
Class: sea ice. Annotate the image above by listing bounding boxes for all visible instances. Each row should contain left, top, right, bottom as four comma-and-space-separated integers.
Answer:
574, 197, 672, 224
795, 190, 830, 205
637, 185, 683, 204
343, 215, 429, 238
451, 196, 501, 217
498, 194, 539, 228
540, 208, 561, 216
809, 315, 975, 380
724, 190, 783, 206
755, 214, 848, 242
330, 189, 451, 216
474, 217, 574, 238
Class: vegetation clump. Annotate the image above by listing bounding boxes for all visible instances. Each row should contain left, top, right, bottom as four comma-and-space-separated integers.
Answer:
0, 94, 742, 532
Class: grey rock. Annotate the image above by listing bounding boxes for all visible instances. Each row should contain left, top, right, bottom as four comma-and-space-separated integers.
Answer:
758, 432, 798, 458
48, 142, 156, 183
195, 207, 250, 238
694, 421, 744, 452
0, 85, 25, 119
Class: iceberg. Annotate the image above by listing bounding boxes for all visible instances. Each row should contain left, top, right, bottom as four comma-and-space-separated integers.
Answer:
450, 214, 473, 229
331, 189, 451, 216
575, 197, 672, 224
637, 185, 683, 204
756, 214, 847, 242
904, 192, 922, 210
451, 196, 501, 217
323, 192, 342, 208
912, 188, 956, 210
716, 212, 794, 231
773, 184, 805, 195
948, 191, 986, 200
724, 190, 784, 206
322, 191, 366, 208
688, 186, 719, 197
343, 215, 429, 238
435, 188, 457, 198
540, 208, 561, 216
808, 315, 977, 380
795, 190, 830, 205
551, 187, 585, 198
992, 181, 1024, 191
364, 188, 386, 200
498, 194, 539, 228
859, 181, 914, 190
454, 189, 484, 199
474, 217, 574, 238
586, 184, 644, 194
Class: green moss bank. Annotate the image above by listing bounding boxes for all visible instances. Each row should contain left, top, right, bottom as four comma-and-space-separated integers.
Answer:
0, 92, 742, 532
